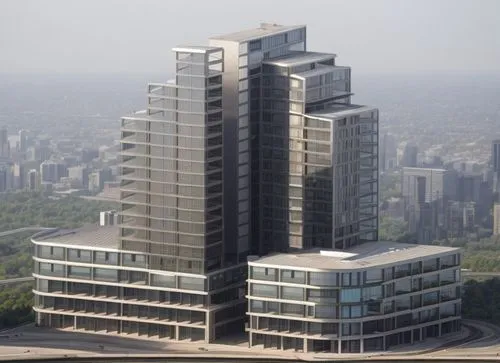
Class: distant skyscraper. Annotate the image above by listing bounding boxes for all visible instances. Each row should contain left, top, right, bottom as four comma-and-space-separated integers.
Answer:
40, 160, 68, 183
492, 140, 500, 172
13, 163, 24, 189
380, 133, 397, 171
18, 129, 28, 153
402, 167, 457, 242
68, 165, 90, 187
457, 172, 482, 204
491, 140, 500, 195
0, 162, 12, 192
494, 203, 500, 236
399, 142, 418, 168
27, 169, 39, 191
0, 127, 10, 159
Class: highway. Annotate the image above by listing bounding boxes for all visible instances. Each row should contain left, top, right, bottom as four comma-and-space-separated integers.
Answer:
0, 227, 54, 238
1, 320, 500, 362
0, 277, 34, 285
462, 271, 500, 278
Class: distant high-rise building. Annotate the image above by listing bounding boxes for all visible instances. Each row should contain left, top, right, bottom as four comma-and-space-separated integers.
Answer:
18, 129, 28, 153
494, 203, 500, 236
402, 167, 457, 242
68, 165, 90, 188
27, 169, 39, 191
457, 172, 482, 204
492, 140, 500, 172
0, 162, 13, 192
27, 145, 52, 162
88, 167, 112, 193
491, 140, 500, 195
399, 142, 418, 168
0, 127, 10, 159
80, 148, 99, 163
13, 163, 24, 189
380, 133, 397, 171
40, 160, 68, 183
446, 201, 476, 238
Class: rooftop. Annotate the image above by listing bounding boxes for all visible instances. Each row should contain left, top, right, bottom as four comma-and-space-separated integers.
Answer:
32, 224, 119, 250
264, 51, 336, 68
210, 23, 305, 42
172, 45, 222, 54
292, 65, 349, 80
249, 241, 459, 271
402, 166, 448, 173
308, 104, 376, 120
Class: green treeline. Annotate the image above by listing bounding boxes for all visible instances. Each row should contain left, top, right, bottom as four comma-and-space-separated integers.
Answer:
0, 192, 115, 329
462, 278, 500, 323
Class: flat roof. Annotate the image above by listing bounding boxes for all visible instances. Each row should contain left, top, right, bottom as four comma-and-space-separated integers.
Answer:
210, 23, 305, 42
402, 167, 448, 173
249, 241, 459, 271
172, 45, 222, 54
292, 65, 350, 80
264, 52, 336, 68
33, 224, 119, 250
307, 104, 377, 120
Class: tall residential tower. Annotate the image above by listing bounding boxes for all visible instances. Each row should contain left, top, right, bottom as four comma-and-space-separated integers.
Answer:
32, 24, 460, 352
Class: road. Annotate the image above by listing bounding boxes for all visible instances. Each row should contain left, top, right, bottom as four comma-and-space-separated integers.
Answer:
0, 277, 34, 285
462, 271, 500, 278
1, 320, 500, 362
0, 227, 54, 238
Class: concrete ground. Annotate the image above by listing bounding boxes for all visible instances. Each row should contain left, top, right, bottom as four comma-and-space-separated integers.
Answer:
0, 320, 499, 361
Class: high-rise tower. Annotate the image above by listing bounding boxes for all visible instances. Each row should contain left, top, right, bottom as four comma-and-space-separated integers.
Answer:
119, 46, 226, 274
32, 25, 460, 351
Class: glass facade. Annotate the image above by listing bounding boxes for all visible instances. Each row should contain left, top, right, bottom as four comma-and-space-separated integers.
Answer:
247, 250, 461, 353
120, 47, 224, 274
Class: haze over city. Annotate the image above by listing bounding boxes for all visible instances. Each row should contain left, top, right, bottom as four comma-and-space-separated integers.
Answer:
0, 0, 500, 361
1, 0, 500, 75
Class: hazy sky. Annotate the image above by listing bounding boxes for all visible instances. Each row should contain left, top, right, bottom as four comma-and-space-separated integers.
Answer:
1, 0, 499, 75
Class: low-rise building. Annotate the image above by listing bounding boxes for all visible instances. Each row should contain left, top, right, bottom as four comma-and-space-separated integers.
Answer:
246, 242, 461, 353
31, 225, 247, 343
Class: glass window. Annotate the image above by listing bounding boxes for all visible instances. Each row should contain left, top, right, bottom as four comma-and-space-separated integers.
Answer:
239, 79, 248, 91
239, 42, 248, 55
366, 269, 382, 283
281, 270, 306, 284
178, 276, 205, 291
362, 286, 382, 301
315, 304, 336, 318
281, 303, 304, 316
251, 267, 276, 281
68, 249, 91, 263
94, 251, 118, 265
251, 283, 278, 298
340, 288, 361, 303
342, 273, 351, 287
123, 253, 147, 267
68, 266, 91, 279
250, 299, 264, 313
150, 274, 176, 288
238, 68, 248, 80
239, 103, 248, 115
309, 272, 337, 286
239, 127, 249, 141
239, 56, 248, 67
94, 268, 118, 282
281, 286, 303, 300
